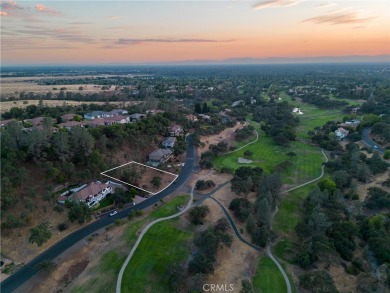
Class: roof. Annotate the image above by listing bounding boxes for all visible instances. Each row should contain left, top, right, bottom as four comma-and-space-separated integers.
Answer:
109, 109, 128, 115
85, 111, 107, 117
26, 117, 49, 126
129, 113, 146, 119
104, 115, 128, 122
336, 127, 349, 135
87, 118, 106, 126
59, 121, 84, 128
72, 182, 110, 201
149, 148, 172, 159
169, 124, 181, 131
163, 137, 176, 144
61, 113, 77, 120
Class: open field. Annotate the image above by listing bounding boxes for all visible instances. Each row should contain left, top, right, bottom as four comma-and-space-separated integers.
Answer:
253, 256, 287, 293
102, 162, 178, 194
0, 100, 141, 113
68, 195, 189, 293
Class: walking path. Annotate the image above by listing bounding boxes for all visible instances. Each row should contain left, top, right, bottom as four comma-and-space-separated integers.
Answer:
222, 128, 259, 155
207, 148, 328, 293
116, 170, 212, 293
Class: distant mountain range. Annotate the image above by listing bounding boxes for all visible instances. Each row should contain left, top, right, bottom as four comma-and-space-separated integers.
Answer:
156, 54, 390, 65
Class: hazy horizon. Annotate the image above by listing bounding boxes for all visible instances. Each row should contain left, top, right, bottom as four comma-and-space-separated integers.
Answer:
1, 1, 389, 66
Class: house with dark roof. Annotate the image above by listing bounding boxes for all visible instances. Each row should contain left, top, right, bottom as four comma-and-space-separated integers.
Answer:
162, 137, 176, 149
109, 109, 128, 116
103, 115, 130, 125
129, 113, 146, 122
169, 124, 183, 137
70, 181, 113, 207
61, 113, 78, 122
59, 121, 85, 130
84, 111, 112, 120
148, 148, 173, 166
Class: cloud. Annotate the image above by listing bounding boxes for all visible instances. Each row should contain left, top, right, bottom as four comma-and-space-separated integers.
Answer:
317, 2, 335, 9
1, 10, 7, 16
253, 0, 303, 10
105, 15, 121, 20
116, 38, 235, 45
1, 0, 23, 10
35, 4, 60, 15
302, 11, 375, 25
11, 25, 95, 43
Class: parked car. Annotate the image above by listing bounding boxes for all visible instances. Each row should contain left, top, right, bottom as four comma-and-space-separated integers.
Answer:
109, 211, 117, 216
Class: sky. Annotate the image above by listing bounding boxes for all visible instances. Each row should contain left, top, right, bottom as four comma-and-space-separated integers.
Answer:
1, 0, 389, 65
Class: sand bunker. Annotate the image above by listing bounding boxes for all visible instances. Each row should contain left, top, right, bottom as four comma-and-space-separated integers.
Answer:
238, 157, 253, 164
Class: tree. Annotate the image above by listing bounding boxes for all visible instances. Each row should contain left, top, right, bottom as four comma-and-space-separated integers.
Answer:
189, 206, 209, 225
299, 271, 338, 293
35, 260, 56, 276
317, 178, 337, 195
188, 252, 215, 274
194, 102, 202, 114
333, 170, 351, 189
29, 222, 52, 247
214, 218, 230, 232
286, 151, 297, 160
240, 279, 254, 293
202, 102, 209, 113
167, 264, 185, 292
246, 213, 256, 234
150, 176, 162, 188
367, 152, 389, 174
68, 202, 92, 224
244, 150, 253, 158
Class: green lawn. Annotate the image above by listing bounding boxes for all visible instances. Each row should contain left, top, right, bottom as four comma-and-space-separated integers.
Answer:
273, 183, 317, 234
70, 195, 190, 293
273, 238, 298, 264
150, 195, 189, 219
214, 128, 324, 185
253, 256, 287, 293
121, 220, 191, 293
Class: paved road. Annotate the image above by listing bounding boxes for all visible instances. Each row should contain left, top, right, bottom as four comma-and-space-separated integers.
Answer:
0, 136, 195, 293
361, 128, 385, 154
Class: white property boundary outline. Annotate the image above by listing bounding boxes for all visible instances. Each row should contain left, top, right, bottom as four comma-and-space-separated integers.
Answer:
100, 161, 178, 195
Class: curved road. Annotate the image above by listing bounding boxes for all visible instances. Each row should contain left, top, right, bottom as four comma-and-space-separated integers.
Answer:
1, 136, 195, 293
361, 128, 385, 154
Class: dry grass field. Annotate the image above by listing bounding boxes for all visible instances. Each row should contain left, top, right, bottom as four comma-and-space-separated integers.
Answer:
0, 100, 141, 113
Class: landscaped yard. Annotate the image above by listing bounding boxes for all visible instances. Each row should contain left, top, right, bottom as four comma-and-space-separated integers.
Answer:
253, 256, 287, 293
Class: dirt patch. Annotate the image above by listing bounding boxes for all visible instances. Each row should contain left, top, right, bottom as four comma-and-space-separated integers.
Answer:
198, 122, 247, 157
14, 221, 133, 293
103, 161, 178, 194
0, 100, 141, 113
328, 265, 357, 293
202, 199, 259, 292
356, 172, 390, 201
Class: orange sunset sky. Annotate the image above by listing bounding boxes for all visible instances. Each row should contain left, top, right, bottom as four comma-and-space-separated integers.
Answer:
1, 0, 389, 65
